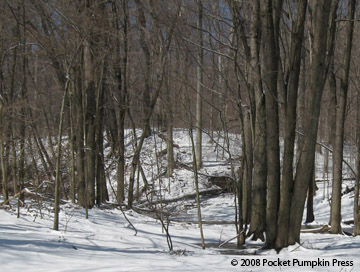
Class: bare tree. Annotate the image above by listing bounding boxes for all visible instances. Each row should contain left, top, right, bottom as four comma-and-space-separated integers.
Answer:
288, 0, 333, 245
134, 0, 152, 138
330, 0, 356, 234
248, 0, 267, 242
261, 0, 281, 249
195, 0, 204, 169
276, 0, 307, 250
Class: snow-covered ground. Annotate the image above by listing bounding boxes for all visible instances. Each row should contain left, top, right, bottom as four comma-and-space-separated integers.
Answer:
1, 130, 360, 271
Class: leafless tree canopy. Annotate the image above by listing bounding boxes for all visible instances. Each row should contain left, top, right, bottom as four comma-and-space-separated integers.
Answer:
1, 0, 360, 251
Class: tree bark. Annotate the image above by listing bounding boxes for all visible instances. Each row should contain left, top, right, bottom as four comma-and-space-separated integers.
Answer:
135, 0, 152, 138
288, 0, 332, 245
195, 0, 203, 169
305, 165, 315, 223
261, 0, 281, 249
0, 97, 8, 202
354, 86, 360, 236
74, 63, 86, 207
189, 128, 205, 249
276, 0, 307, 250
330, 0, 356, 234
53, 75, 70, 231
84, 38, 96, 209
248, 0, 267, 241
112, 0, 129, 204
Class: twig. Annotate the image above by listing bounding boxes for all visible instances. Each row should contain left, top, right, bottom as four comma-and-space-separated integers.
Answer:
108, 175, 138, 236
218, 232, 242, 248
116, 204, 138, 236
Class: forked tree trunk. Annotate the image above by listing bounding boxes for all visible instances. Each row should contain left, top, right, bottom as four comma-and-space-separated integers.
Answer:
288, 0, 332, 245
127, 8, 179, 207
276, 0, 307, 250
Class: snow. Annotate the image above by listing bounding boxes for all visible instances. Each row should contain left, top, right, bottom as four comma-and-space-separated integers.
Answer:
1, 130, 360, 271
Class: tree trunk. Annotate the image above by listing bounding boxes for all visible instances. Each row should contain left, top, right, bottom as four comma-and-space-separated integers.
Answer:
53, 76, 70, 231
242, 111, 252, 225
248, 0, 267, 242
261, 0, 281, 249
135, 0, 152, 138
330, 0, 356, 234
69, 83, 76, 203
75, 63, 86, 207
166, 78, 174, 177
95, 63, 108, 205
195, 0, 203, 169
0, 98, 8, 202
18, 0, 27, 206
189, 128, 205, 249
354, 86, 360, 235
305, 165, 315, 223
288, 0, 332, 245
276, 0, 307, 250
112, 0, 129, 204
84, 38, 96, 209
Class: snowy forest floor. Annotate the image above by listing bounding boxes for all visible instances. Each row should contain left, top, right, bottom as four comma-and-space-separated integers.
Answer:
1, 129, 359, 271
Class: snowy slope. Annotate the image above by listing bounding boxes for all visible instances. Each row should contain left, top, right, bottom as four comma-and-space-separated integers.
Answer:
1, 130, 360, 272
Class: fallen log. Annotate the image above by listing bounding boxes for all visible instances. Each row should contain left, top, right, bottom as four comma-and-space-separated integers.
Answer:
0, 188, 29, 207
137, 188, 223, 206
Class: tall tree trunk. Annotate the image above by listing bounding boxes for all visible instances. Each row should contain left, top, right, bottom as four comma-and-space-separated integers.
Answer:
84, 38, 96, 209
288, 0, 332, 245
53, 76, 70, 231
135, 0, 152, 138
354, 87, 360, 236
195, 0, 203, 169
9, 45, 19, 195
189, 128, 205, 249
165, 72, 174, 177
95, 62, 108, 205
248, 0, 267, 242
18, 0, 27, 206
330, 0, 356, 234
242, 111, 252, 225
305, 165, 315, 223
74, 63, 86, 207
113, 0, 129, 204
276, 0, 307, 250
230, 0, 253, 228
261, 0, 281, 249
69, 85, 76, 203
0, 97, 8, 202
